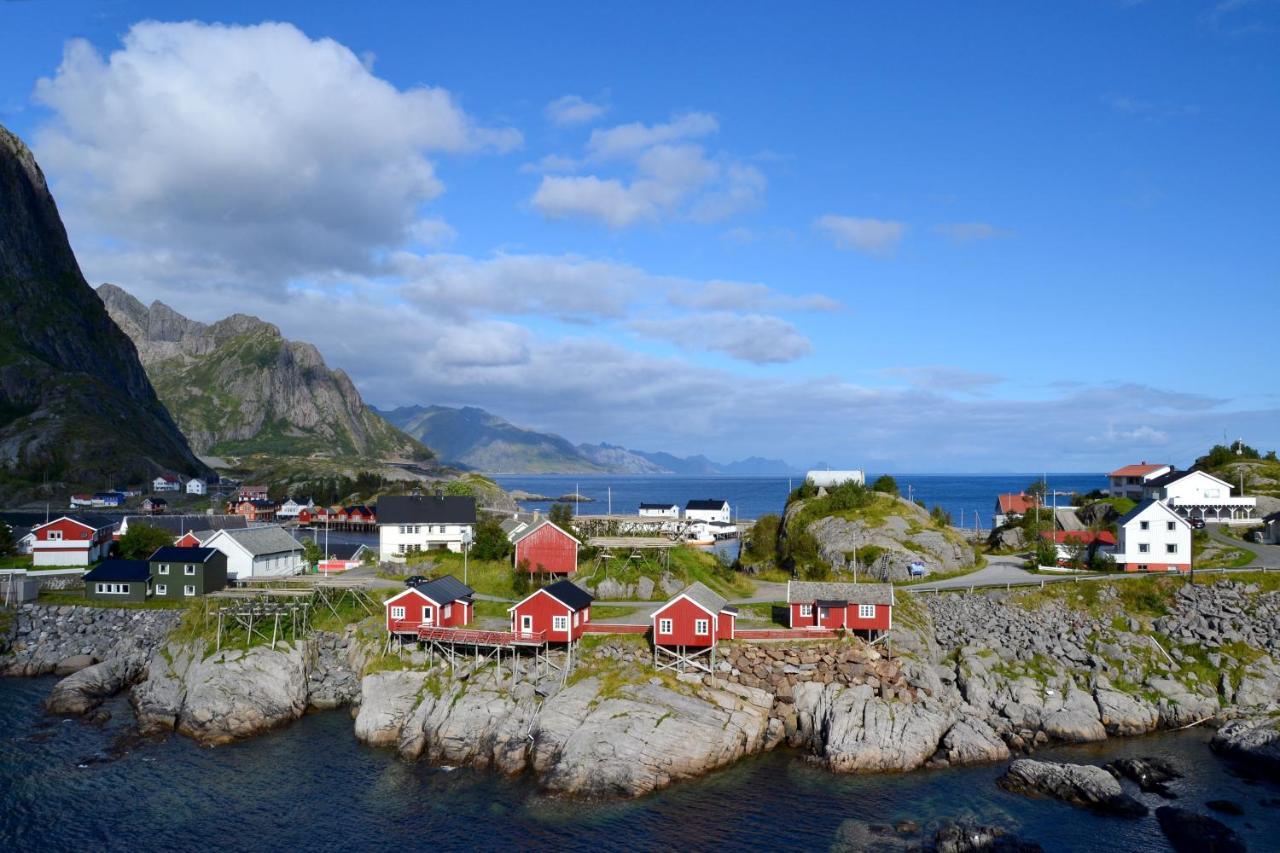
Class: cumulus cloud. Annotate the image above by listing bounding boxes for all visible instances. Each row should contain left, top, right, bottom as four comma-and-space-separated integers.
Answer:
815, 215, 906, 256
32, 20, 519, 292
935, 222, 1009, 244
631, 313, 813, 364
1085, 424, 1172, 446
667, 281, 839, 313
531, 112, 763, 227
882, 366, 1004, 393
544, 94, 608, 126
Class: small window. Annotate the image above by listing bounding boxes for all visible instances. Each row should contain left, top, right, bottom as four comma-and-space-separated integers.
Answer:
1166, 543, 1177, 554
184, 585, 195, 596
443, 604, 452, 618
1139, 543, 1150, 553
1139, 521, 1150, 531
552, 615, 569, 632
390, 606, 406, 620
158, 564, 169, 575
48, 530, 63, 541
799, 604, 812, 617
1166, 521, 1176, 531
659, 618, 673, 634
859, 604, 876, 619
694, 619, 709, 635
184, 564, 195, 575
156, 584, 167, 595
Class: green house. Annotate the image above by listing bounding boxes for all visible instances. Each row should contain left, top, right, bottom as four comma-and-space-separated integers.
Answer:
83, 560, 153, 602
148, 546, 229, 599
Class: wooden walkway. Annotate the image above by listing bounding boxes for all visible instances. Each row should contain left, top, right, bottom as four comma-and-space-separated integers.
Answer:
416, 625, 547, 647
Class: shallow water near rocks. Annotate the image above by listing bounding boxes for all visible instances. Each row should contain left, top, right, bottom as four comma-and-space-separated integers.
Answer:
1, 677, 1276, 852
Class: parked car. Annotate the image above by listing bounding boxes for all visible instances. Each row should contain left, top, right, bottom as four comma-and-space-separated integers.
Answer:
404, 575, 427, 587
1187, 518, 1206, 530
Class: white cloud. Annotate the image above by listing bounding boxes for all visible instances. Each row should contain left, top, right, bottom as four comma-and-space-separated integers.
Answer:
882, 366, 1004, 393
1085, 424, 1172, 446
409, 218, 457, 248
585, 112, 718, 160
32, 20, 520, 292
935, 222, 1009, 244
544, 94, 608, 126
815, 215, 906, 256
667, 281, 839, 313
631, 313, 812, 364
530, 175, 660, 227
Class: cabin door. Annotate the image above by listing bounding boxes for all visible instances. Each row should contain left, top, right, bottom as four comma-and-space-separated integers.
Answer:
521, 615, 533, 633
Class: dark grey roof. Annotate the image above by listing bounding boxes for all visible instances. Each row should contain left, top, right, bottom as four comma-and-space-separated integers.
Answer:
686, 499, 728, 511
540, 579, 594, 611
678, 581, 729, 614
83, 560, 151, 582
56, 514, 117, 531
511, 518, 575, 544
1115, 498, 1185, 528
1264, 510, 1280, 523
149, 546, 219, 563
124, 515, 248, 535
213, 526, 303, 556
377, 495, 477, 525
414, 574, 474, 605
788, 580, 895, 606
1142, 469, 1188, 489
499, 517, 527, 536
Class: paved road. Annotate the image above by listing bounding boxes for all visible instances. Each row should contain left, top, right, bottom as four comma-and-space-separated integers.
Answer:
904, 555, 1037, 591
1206, 527, 1279, 567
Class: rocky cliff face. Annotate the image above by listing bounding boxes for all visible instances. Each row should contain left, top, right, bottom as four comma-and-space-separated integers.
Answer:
98, 283, 428, 462
0, 125, 207, 498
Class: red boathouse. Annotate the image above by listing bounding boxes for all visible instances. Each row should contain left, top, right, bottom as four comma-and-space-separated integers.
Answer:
787, 580, 894, 637
511, 519, 579, 576
384, 575, 474, 637
649, 582, 738, 672
508, 579, 594, 643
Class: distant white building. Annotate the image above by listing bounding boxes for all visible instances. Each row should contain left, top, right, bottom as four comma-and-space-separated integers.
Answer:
277, 498, 311, 519
685, 499, 731, 524
1114, 500, 1191, 573
153, 475, 181, 493
1142, 469, 1257, 525
185, 478, 207, 496
638, 502, 679, 518
806, 470, 866, 489
1106, 463, 1172, 501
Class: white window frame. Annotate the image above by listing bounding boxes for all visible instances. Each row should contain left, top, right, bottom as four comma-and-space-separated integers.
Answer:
1166, 543, 1178, 554
552, 615, 569, 632
156, 584, 167, 595
158, 564, 169, 575
422, 606, 434, 624
659, 618, 673, 634
48, 530, 63, 541
799, 604, 813, 617
1139, 520, 1150, 531
184, 585, 196, 596
443, 604, 452, 619
1139, 543, 1150, 553
1166, 521, 1176, 531
390, 605, 406, 620
859, 604, 876, 619
694, 619, 709, 635
184, 564, 195, 575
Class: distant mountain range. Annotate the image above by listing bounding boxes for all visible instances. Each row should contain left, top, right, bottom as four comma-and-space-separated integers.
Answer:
377, 404, 796, 475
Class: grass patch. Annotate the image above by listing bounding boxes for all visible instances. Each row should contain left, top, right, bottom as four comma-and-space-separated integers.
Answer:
591, 604, 641, 621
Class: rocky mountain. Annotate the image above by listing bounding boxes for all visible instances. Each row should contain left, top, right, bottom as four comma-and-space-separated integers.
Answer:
98, 284, 429, 462
377, 405, 607, 474
0, 124, 207, 499
382, 404, 793, 475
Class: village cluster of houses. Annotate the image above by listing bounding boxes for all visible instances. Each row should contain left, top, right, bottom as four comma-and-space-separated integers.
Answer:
993, 461, 1266, 572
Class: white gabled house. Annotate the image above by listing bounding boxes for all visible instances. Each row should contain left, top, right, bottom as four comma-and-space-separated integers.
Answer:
376, 494, 477, 561
685, 499, 731, 524
202, 526, 304, 579
1114, 500, 1191, 573
1141, 469, 1257, 525
153, 475, 181, 493
638, 502, 679, 518
1107, 463, 1172, 500
185, 478, 207, 496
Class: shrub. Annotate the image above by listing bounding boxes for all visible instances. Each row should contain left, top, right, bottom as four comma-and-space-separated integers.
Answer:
118, 523, 173, 560
470, 517, 512, 561
870, 475, 899, 497
742, 514, 780, 564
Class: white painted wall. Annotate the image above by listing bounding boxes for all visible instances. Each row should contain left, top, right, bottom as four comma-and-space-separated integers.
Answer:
1115, 502, 1191, 567
379, 523, 474, 561
685, 504, 731, 524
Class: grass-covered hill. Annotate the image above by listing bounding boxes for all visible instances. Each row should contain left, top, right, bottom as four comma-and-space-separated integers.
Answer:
98, 284, 431, 467
1193, 442, 1280, 502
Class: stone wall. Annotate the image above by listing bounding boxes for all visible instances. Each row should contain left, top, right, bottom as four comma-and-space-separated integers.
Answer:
1, 603, 181, 676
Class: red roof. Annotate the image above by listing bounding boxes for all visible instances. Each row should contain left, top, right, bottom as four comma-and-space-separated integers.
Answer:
1040, 530, 1116, 545
997, 493, 1039, 514
1109, 463, 1167, 477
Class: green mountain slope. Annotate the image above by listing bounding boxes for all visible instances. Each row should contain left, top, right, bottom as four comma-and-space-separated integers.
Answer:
98, 285, 430, 463
0, 124, 207, 499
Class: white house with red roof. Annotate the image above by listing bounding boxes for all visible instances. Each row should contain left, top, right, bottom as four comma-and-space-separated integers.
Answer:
993, 493, 1040, 527
31, 516, 117, 566
152, 475, 181, 493
1107, 462, 1172, 501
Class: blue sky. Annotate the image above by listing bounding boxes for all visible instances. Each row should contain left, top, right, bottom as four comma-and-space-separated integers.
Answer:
1, 1, 1277, 471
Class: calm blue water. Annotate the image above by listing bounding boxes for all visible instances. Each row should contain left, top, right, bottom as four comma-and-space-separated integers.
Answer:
1, 676, 1276, 852
491, 473, 1108, 527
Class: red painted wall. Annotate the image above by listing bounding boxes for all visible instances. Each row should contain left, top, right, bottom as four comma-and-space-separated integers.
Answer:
1121, 562, 1190, 573
509, 589, 588, 642
652, 597, 719, 647
789, 602, 817, 628
175, 532, 201, 548
36, 518, 105, 543
790, 601, 891, 631
385, 590, 472, 632
515, 525, 578, 574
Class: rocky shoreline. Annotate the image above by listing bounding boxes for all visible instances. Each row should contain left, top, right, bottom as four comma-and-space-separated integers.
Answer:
4, 575, 1279, 800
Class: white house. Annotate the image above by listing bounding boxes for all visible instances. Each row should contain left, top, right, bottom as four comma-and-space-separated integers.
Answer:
276, 498, 312, 519
185, 478, 207, 496
1114, 500, 1191, 573
153, 475, 181, 493
805, 470, 866, 489
1106, 462, 1172, 500
638, 502, 679, 518
202, 526, 304, 579
1142, 469, 1257, 524
685, 499, 731, 524
376, 494, 477, 561
30, 516, 117, 567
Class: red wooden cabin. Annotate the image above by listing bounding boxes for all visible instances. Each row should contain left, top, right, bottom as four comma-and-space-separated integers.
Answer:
508, 580, 594, 643
650, 582, 737, 648
511, 519, 579, 575
30, 515, 117, 567
174, 531, 203, 548
384, 575, 474, 636
787, 580, 894, 635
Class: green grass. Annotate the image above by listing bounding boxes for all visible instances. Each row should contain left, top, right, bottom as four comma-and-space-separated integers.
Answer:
473, 599, 513, 623
591, 604, 642, 621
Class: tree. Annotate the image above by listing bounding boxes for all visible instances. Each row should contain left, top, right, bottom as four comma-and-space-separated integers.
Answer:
301, 537, 323, 566
118, 523, 173, 560
870, 474, 899, 497
471, 517, 512, 561
1031, 536, 1059, 569
513, 558, 531, 596
548, 503, 577, 537
1026, 480, 1048, 500
742, 514, 780, 564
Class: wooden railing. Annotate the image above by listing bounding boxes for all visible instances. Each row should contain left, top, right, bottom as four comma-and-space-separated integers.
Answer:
417, 625, 546, 646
